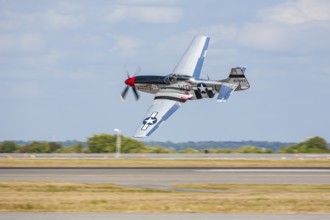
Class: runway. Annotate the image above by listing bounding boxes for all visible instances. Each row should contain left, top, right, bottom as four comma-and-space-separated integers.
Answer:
1, 168, 329, 190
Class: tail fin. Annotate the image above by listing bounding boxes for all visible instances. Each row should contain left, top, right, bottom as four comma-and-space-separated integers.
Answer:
219, 66, 250, 91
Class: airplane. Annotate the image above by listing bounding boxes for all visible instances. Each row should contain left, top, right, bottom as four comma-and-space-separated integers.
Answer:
120, 35, 250, 138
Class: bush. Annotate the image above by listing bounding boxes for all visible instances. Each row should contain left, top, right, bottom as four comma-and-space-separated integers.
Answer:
279, 136, 329, 153
0, 141, 18, 153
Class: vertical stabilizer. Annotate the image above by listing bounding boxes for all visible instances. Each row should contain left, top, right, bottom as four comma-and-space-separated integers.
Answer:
219, 66, 250, 91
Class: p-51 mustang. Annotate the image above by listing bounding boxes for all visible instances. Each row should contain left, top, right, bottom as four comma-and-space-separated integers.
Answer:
121, 35, 250, 138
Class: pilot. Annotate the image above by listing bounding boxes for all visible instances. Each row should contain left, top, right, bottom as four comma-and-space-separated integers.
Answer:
170, 74, 177, 82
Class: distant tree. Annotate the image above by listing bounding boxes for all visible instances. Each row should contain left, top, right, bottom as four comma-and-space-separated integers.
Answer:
87, 134, 146, 153
264, 149, 273, 153
28, 142, 50, 153
0, 141, 18, 153
121, 137, 147, 153
49, 142, 62, 152
179, 148, 199, 153
87, 134, 116, 153
15, 142, 51, 153
17, 144, 29, 153
279, 136, 329, 153
236, 146, 273, 153
73, 144, 84, 153
305, 136, 328, 152
209, 148, 235, 153
55, 144, 84, 153
146, 146, 176, 153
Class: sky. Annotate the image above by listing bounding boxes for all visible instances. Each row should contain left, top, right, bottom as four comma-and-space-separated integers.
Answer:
1, 0, 330, 143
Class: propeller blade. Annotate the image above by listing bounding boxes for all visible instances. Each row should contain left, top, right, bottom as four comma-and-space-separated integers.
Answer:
135, 65, 141, 76
132, 87, 140, 100
120, 86, 129, 101
122, 64, 130, 78
121, 64, 140, 101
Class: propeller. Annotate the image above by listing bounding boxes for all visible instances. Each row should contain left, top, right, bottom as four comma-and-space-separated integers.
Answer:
120, 65, 140, 101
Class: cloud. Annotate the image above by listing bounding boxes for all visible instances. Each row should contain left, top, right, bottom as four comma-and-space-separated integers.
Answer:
0, 32, 45, 53
190, 25, 239, 42
187, 23, 289, 51
113, 35, 141, 56
43, 9, 82, 29
237, 23, 290, 51
0, 9, 82, 31
229, 0, 330, 51
182, 0, 330, 53
105, 5, 182, 23
5, 82, 45, 98
258, 0, 330, 24
15, 84, 44, 98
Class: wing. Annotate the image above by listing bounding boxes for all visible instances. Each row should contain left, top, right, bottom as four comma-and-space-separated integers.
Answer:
172, 35, 210, 79
134, 99, 182, 138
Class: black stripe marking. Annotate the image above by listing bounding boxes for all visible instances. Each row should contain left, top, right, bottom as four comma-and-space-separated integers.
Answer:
155, 96, 186, 103
135, 76, 168, 84
165, 87, 185, 91
194, 90, 202, 99
207, 90, 215, 98
229, 74, 245, 78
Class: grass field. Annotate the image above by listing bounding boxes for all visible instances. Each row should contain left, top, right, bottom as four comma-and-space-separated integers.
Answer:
1, 158, 329, 213
0, 181, 329, 213
0, 158, 330, 167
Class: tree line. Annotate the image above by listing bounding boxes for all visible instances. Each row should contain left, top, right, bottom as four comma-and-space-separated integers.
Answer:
144, 140, 297, 152
0, 134, 329, 154
0, 134, 172, 154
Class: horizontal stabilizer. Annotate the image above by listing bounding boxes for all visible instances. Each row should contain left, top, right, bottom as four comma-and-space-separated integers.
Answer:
217, 84, 238, 102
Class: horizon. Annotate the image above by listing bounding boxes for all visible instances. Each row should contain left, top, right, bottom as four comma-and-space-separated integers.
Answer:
1, 137, 318, 144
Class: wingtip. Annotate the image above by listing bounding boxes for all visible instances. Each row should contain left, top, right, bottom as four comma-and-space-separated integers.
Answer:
194, 34, 210, 40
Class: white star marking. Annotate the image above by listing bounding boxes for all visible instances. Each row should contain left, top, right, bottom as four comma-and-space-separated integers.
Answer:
145, 117, 155, 125
141, 112, 158, 130
198, 84, 207, 93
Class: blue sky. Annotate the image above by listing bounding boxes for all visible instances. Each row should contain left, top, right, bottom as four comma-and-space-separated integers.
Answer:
1, 0, 330, 142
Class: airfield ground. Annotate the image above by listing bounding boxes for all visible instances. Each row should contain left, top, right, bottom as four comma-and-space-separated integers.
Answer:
1, 156, 329, 213
0, 181, 329, 213
0, 158, 330, 167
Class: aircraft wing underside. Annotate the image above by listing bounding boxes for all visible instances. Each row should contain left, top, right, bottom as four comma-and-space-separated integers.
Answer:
134, 98, 182, 138
172, 35, 210, 79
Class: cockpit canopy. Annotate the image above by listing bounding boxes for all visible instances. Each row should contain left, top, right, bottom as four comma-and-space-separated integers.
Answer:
164, 74, 192, 84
